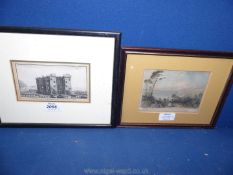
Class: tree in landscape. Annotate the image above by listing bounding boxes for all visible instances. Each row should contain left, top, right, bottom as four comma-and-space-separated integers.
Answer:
142, 71, 166, 107
148, 71, 165, 97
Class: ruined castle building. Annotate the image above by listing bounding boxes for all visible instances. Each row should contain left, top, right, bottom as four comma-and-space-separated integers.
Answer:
36, 74, 71, 95
63, 74, 71, 95
36, 77, 44, 94
50, 74, 58, 94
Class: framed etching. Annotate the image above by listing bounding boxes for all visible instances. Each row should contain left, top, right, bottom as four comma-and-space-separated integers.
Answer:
119, 47, 233, 127
11, 60, 90, 103
0, 26, 121, 127
140, 70, 209, 113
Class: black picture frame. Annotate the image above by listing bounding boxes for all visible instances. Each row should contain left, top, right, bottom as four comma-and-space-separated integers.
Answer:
0, 26, 121, 128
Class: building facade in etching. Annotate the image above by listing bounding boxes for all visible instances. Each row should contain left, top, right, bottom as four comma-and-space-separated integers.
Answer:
36, 74, 71, 95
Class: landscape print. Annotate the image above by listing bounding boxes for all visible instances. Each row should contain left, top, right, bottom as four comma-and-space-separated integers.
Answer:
11, 60, 90, 102
140, 69, 210, 112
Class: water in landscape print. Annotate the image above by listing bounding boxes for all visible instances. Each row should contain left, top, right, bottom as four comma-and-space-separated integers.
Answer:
140, 70, 210, 112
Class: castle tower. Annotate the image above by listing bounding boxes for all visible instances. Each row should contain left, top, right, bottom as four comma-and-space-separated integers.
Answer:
49, 74, 57, 95
63, 74, 71, 95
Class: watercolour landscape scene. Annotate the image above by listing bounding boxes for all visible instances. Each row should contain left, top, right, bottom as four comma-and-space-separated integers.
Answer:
140, 70, 210, 112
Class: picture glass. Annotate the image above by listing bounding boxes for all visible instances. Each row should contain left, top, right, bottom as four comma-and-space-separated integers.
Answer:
11, 61, 90, 102
140, 70, 210, 112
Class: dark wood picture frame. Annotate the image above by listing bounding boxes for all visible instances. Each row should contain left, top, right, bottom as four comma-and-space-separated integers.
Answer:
0, 26, 121, 128
118, 47, 233, 128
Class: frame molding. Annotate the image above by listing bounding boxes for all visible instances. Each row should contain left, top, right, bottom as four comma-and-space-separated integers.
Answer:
0, 26, 121, 128
118, 47, 233, 128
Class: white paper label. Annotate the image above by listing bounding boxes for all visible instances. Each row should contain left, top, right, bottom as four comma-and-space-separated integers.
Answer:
45, 103, 60, 112
159, 113, 176, 121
